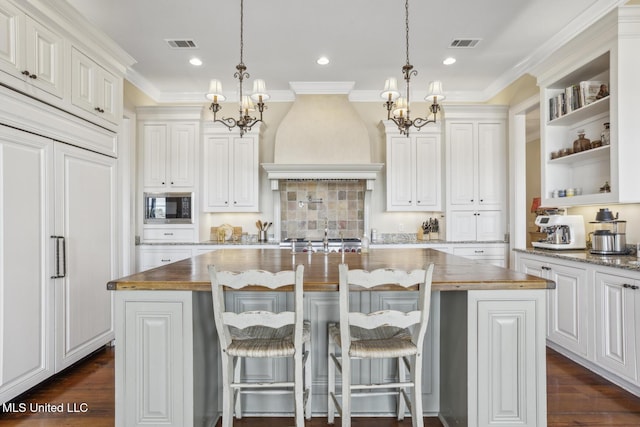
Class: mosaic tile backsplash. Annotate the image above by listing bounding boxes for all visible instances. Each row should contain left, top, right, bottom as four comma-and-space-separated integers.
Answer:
280, 180, 365, 240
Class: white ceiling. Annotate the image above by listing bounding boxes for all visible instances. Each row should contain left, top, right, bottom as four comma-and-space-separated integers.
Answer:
64, 0, 624, 103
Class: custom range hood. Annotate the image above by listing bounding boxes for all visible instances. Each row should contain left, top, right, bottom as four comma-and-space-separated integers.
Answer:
261, 92, 383, 240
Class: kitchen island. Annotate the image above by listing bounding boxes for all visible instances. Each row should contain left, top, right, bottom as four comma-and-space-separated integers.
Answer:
108, 248, 552, 427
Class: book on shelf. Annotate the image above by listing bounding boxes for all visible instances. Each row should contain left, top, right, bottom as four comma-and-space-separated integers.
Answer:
580, 81, 608, 106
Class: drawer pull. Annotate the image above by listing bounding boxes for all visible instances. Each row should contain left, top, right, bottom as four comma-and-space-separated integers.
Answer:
541, 266, 551, 271
474, 250, 484, 254
161, 259, 171, 262
163, 232, 174, 236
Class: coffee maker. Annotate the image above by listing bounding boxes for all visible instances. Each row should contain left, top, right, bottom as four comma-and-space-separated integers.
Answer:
589, 208, 628, 255
532, 214, 586, 250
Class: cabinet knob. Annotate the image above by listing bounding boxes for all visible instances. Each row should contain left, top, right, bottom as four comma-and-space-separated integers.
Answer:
480, 199, 484, 202
22, 70, 30, 76
171, 182, 174, 185
632, 285, 639, 290
471, 199, 474, 202
29, 73, 37, 79
161, 182, 165, 185
233, 201, 237, 204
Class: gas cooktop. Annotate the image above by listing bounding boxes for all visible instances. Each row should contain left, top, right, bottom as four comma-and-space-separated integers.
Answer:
280, 237, 361, 253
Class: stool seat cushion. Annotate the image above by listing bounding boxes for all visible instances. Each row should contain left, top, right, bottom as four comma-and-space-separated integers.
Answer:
329, 323, 417, 358
228, 320, 310, 357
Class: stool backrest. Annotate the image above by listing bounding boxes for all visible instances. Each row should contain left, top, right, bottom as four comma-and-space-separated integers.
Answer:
338, 263, 434, 351
208, 264, 305, 352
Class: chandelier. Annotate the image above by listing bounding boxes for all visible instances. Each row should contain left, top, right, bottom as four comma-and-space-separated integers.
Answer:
205, 0, 268, 137
381, 0, 445, 136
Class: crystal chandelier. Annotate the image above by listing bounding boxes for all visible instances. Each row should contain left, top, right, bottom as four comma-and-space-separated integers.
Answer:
381, 0, 445, 136
205, 0, 268, 137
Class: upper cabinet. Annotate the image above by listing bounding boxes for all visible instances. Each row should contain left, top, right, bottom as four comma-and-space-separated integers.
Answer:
533, 6, 640, 206
71, 48, 122, 125
0, 0, 131, 133
383, 121, 442, 212
445, 105, 507, 241
138, 109, 201, 191
0, 2, 63, 98
202, 123, 260, 212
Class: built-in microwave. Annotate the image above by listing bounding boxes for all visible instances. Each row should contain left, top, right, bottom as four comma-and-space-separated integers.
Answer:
144, 192, 193, 224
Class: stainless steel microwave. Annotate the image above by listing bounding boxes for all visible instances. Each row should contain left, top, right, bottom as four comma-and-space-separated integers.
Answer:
144, 192, 193, 224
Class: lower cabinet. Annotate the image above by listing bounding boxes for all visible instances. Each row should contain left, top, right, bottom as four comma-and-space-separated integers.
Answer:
452, 244, 507, 267
515, 251, 640, 396
594, 271, 639, 382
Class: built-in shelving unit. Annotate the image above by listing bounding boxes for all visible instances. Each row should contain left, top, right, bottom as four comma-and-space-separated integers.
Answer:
534, 6, 640, 207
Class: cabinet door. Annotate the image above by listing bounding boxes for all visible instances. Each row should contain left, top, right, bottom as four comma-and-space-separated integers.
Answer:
477, 122, 505, 207
95, 66, 120, 124
24, 15, 63, 98
548, 263, 589, 356
54, 143, 116, 371
203, 136, 230, 210
448, 122, 476, 206
475, 210, 503, 241
0, 1, 23, 76
142, 124, 168, 187
0, 127, 54, 403
231, 135, 258, 210
448, 211, 477, 241
387, 136, 414, 208
70, 47, 95, 113
415, 134, 441, 210
594, 272, 637, 381
168, 123, 196, 188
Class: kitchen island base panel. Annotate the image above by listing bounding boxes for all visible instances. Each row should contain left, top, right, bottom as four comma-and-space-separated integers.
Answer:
114, 288, 547, 427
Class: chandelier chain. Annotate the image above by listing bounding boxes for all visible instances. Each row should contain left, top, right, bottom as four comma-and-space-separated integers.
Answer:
405, 0, 410, 67
239, 0, 244, 66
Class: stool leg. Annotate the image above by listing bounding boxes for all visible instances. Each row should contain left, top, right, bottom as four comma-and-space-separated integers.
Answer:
327, 328, 335, 424
397, 356, 407, 420
220, 353, 234, 427
410, 355, 424, 427
341, 351, 351, 427
294, 348, 304, 427
304, 341, 312, 419
233, 356, 242, 419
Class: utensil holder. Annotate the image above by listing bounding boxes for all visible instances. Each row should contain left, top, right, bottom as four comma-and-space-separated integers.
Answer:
259, 230, 267, 242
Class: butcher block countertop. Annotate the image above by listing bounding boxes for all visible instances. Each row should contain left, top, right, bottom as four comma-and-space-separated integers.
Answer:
108, 248, 553, 292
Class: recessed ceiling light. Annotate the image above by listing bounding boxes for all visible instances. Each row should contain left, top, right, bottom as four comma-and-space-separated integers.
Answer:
316, 56, 330, 65
189, 57, 203, 66
443, 57, 456, 65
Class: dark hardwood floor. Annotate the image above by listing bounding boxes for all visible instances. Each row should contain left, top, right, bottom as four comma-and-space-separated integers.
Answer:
1, 346, 640, 426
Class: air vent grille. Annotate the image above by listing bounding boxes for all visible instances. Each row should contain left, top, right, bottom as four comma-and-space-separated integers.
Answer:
166, 39, 198, 49
449, 39, 481, 48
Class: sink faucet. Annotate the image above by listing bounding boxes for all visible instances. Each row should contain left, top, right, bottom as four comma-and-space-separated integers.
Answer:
323, 217, 329, 253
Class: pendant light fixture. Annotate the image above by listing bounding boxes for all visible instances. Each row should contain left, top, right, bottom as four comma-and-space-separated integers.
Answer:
381, 0, 445, 136
206, 0, 268, 137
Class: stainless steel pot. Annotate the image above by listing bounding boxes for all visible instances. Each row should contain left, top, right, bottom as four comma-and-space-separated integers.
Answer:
590, 230, 627, 254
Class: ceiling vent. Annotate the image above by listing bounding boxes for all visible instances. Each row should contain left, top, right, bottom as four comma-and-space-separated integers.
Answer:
165, 39, 198, 49
449, 38, 481, 48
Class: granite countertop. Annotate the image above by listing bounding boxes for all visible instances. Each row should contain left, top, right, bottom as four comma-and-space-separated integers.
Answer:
514, 247, 640, 272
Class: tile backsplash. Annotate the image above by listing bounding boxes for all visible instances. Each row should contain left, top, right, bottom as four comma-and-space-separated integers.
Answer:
280, 180, 364, 240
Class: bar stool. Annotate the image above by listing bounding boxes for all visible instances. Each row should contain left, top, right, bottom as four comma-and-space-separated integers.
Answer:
327, 263, 434, 427
208, 264, 311, 427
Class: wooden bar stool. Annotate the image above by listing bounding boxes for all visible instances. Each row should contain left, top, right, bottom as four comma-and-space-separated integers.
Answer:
208, 264, 311, 427
327, 263, 434, 427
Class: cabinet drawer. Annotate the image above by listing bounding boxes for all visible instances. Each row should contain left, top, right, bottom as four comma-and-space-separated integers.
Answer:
138, 249, 193, 272
142, 227, 195, 242
453, 246, 505, 257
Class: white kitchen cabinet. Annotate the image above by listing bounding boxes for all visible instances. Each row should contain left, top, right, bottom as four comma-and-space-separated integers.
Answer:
383, 121, 442, 211
445, 106, 507, 242
202, 123, 259, 212
70, 47, 122, 126
142, 121, 198, 190
533, 7, 640, 206
447, 210, 503, 242
0, 124, 117, 402
0, 1, 63, 98
517, 253, 589, 358
594, 271, 639, 382
0, 126, 53, 403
